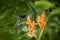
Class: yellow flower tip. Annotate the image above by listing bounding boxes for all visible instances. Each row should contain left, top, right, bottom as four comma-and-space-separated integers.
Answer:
41, 12, 45, 18
37, 16, 41, 23
26, 16, 31, 25
32, 21, 35, 26
28, 32, 36, 37
29, 31, 36, 37
26, 16, 31, 23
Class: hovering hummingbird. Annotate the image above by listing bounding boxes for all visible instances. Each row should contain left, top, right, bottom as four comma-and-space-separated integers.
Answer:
13, 0, 37, 29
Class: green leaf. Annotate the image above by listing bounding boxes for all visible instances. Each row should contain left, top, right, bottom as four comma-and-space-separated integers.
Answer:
35, 1, 53, 9
50, 7, 60, 15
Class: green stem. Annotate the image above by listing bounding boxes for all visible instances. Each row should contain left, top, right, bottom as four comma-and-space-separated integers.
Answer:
38, 14, 51, 40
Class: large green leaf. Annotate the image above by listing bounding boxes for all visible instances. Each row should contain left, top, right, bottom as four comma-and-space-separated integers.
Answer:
35, 1, 53, 9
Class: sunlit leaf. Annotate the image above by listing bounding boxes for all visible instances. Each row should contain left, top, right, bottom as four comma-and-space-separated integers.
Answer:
35, 1, 53, 9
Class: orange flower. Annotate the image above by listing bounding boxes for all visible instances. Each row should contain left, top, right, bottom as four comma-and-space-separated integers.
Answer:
37, 12, 45, 30
26, 16, 36, 37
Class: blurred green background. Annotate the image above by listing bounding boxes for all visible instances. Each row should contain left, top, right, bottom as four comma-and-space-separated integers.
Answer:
0, 0, 60, 40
